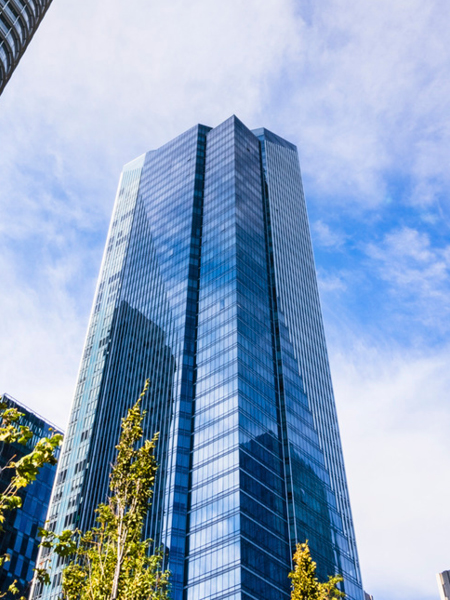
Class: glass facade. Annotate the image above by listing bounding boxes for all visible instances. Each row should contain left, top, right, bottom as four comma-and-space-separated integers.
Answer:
0, 393, 61, 598
0, 0, 53, 95
35, 116, 364, 600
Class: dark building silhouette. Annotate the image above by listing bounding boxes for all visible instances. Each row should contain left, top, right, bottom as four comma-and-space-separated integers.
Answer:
437, 571, 450, 600
0, 0, 53, 95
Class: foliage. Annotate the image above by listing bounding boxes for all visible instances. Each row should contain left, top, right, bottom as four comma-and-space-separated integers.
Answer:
289, 541, 345, 600
39, 382, 170, 600
0, 397, 63, 599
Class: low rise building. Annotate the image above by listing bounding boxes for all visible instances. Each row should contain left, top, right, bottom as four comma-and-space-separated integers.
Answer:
0, 393, 62, 597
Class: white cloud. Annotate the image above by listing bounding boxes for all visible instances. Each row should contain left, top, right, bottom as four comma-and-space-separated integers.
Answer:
330, 339, 450, 600
268, 0, 450, 209
2, 0, 302, 150
0, 246, 94, 429
317, 270, 348, 295
312, 220, 346, 248
2, 0, 449, 212
365, 227, 450, 329
0, 0, 304, 421
1, 2, 449, 599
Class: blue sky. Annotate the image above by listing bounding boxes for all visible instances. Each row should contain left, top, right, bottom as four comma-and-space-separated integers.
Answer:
0, 1, 449, 599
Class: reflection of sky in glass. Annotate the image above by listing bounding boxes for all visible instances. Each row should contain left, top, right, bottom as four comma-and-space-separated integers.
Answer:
37, 116, 363, 600
0, 395, 60, 597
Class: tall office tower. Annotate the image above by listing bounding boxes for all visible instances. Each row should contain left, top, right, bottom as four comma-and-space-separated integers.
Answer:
0, 0, 53, 96
0, 393, 61, 597
437, 571, 450, 600
35, 116, 364, 600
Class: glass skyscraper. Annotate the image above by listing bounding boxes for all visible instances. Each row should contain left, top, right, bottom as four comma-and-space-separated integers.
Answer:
0, 0, 53, 96
0, 394, 61, 598
35, 116, 364, 600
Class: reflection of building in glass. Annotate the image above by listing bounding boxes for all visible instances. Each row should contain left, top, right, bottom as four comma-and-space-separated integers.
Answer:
0, 0, 53, 95
0, 394, 61, 598
78, 300, 176, 542
36, 116, 364, 600
438, 571, 450, 600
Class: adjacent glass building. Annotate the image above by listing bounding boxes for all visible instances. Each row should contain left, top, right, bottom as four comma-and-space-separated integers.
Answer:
0, 0, 53, 95
0, 393, 61, 598
35, 116, 364, 600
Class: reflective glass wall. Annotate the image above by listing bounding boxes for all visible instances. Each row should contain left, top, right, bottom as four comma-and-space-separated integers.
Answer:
35, 116, 364, 600
0, 394, 61, 598
0, 0, 53, 95
255, 127, 363, 599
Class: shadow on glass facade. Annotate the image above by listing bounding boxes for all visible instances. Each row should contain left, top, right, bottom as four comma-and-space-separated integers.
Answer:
0, 394, 62, 598
34, 116, 364, 600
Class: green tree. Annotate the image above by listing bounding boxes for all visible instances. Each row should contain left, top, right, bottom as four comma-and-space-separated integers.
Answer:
289, 541, 345, 600
0, 397, 63, 599
39, 382, 170, 600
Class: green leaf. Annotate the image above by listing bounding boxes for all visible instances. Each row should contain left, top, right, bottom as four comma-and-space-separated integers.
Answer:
39, 383, 170, 600
289, 541, 345, 600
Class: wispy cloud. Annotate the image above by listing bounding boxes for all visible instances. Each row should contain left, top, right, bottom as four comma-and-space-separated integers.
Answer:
269, 0, 450, 212
330, 338, 450, 600
0, 246, 93, 429
312, 220, 346, 249
317, 271, 348, 294
365, 226, 450, 330
1, 2, 449, 599
2, 0, 449, 214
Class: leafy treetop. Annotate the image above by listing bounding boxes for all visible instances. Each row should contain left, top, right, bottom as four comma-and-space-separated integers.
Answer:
289, 541, 345, 600
38, 381, 170, 600
0, 397, 63, 599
